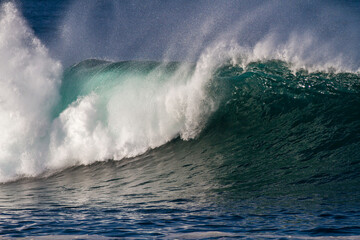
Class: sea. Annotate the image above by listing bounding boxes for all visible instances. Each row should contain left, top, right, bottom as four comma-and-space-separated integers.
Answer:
0, 0, 360, 239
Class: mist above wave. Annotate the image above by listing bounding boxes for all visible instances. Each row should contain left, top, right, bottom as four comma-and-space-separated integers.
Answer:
49, 0, 360, 72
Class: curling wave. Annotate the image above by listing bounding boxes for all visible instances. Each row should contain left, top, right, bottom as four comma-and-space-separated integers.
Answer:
0, 2, 359, 183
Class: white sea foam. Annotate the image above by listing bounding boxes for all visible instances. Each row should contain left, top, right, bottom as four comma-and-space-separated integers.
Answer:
0, 2, 61, 182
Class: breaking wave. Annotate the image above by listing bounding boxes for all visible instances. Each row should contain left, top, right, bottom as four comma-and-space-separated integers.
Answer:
0, 2, 359, 183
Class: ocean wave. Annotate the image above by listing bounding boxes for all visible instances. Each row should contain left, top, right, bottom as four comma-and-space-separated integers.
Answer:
0, 2, 359, 182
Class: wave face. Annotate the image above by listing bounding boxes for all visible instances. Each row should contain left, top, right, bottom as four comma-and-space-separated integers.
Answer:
60, 58, 360, 194
49, 57, 221, 169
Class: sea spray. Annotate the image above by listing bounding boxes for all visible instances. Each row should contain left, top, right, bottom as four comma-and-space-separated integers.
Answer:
0, 2, 61, 181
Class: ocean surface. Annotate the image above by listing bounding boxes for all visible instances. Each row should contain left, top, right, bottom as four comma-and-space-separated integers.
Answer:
1, 0, 360, 239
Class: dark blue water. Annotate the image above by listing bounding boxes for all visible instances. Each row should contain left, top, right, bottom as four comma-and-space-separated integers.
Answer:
1, 1, 360, 239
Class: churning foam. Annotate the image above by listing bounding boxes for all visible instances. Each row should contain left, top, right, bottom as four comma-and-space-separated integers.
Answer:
0, 2, 61, 181
47, 45, 230, 170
